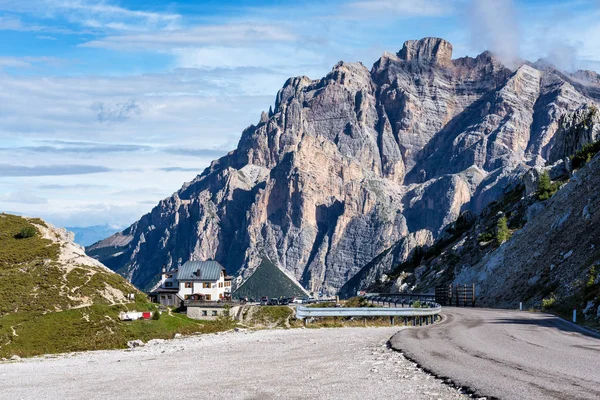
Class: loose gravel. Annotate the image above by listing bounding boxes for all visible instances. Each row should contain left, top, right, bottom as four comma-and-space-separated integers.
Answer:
0, 327, 467, 400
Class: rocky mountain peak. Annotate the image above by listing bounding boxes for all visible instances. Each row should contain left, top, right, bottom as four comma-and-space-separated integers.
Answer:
88, 37, 600, 296
397, 37, 453, 67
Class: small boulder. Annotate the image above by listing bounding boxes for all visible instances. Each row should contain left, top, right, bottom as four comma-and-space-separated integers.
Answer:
127, 339, 144, 349
10, 355, 21, 361
173, 333, 182, 339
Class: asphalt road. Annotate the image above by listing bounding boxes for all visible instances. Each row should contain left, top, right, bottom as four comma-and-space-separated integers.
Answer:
390, 307, 600, 400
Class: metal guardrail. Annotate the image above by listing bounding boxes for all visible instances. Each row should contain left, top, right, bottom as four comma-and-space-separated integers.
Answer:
296, 304, 441, 320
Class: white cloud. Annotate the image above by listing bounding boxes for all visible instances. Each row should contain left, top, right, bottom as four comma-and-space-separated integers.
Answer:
343, 0, 457, 19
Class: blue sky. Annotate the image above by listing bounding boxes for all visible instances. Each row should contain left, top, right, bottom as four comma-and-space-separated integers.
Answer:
1, 0, 599, 228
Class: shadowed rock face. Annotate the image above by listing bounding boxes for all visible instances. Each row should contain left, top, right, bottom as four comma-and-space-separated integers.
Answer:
87, 37, 600, 294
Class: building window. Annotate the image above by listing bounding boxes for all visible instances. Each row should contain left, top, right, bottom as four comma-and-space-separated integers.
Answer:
225, 281, 231, 287
161, 295, 166, 300
202, 310, 207, 316
165, 281, 173, 287
218, 282, 223, 288
167, 295, 172, 300
203, 282, 210, 288
212, 310, 218, 316
185, 282, 192, 288
205, 294, 211, 301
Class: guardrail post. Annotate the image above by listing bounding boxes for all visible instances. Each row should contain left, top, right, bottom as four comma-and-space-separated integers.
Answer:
363, 317, 366, 327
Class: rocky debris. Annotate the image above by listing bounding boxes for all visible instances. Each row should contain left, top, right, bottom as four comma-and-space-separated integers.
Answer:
127, 340, 144, 349
10, 355, 21, 362
88, 37, 600, 295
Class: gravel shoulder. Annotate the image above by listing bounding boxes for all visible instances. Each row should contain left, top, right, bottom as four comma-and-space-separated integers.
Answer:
0, 327, 466, 400
390, 308, 600, 400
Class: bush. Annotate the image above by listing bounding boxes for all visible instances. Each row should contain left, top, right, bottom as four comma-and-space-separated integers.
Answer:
152, 310, 161, 320
496, 216, 510, 245
17, 226, 37, 239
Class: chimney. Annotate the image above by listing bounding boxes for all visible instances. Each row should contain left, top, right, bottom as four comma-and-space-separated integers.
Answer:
162, 264, 166, 273
196, 268, 201, 278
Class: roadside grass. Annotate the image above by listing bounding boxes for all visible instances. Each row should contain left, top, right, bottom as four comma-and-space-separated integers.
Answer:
250, 306, 293, 328
289, 316, 411, 329
0, 305, 235, 358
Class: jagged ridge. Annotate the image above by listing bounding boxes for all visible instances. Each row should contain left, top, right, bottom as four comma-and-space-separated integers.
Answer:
87, 37, 600, 295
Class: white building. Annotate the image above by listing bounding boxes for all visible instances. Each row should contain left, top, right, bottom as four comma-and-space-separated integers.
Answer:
151, 260, 232, 307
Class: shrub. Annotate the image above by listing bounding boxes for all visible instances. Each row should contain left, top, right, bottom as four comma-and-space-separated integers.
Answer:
572, 140, 600, 170
17, 226, 37, 239
152, 310, 161, 320
496, 216, 510, 245
536, 172, 560, 201
478, 231, 495, 242
542, 296, 556, 310
412, 300, 422, 308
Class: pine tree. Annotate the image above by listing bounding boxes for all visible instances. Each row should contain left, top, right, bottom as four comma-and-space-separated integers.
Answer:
496, 216, 510, 245
536, 171, 559, 201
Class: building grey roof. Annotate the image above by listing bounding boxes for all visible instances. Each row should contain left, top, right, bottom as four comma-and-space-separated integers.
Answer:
177, 260, 224, 282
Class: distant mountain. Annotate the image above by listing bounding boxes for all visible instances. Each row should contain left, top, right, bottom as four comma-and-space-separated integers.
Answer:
88, 37, 600, 295
67, 225, 121, 246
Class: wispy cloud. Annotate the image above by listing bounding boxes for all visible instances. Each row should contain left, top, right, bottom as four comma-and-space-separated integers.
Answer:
92, 100, 143, 122
0, 0, 181, 32
38, 183, 107, 190
0, 56, 69, 70
80, 23, 297, 50
0, 191, 48, 204
0, 163, 111, 177
343, 0, 457, 19
159, 167, 201, 172
467, 0, 520, 68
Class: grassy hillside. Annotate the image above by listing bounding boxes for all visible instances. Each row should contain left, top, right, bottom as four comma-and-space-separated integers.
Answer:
233, 258, 307, 299
0, 214, 233, 358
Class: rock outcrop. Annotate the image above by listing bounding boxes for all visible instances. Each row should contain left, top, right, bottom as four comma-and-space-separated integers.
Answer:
88, 38, 600, 294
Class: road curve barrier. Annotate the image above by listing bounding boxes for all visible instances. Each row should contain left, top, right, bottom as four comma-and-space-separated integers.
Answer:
296, 305, 441, 319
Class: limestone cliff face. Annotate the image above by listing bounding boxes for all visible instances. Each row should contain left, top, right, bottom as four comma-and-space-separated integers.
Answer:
88, 38, 600, 294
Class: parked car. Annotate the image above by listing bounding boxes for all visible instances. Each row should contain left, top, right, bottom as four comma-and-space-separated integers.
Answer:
268, 298, 279, 306
280, 298, 290, 305
260, 296, 269, 306
291, 297, 303, 304
238, 296, 249, 304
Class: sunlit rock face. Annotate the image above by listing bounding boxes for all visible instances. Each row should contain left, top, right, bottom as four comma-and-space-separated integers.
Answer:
88, 38, 600, 295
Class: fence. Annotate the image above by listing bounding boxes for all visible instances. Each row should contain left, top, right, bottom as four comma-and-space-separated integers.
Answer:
435, 284, 476, 307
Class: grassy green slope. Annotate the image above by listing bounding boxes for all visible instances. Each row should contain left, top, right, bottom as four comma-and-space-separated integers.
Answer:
0, 214, 232, 358
233, 258, 307, 299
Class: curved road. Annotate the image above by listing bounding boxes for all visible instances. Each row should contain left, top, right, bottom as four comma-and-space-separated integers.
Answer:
390, 307, 600, 400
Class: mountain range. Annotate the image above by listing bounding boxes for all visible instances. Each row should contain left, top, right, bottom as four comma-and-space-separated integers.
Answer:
87, 37, 600, 296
